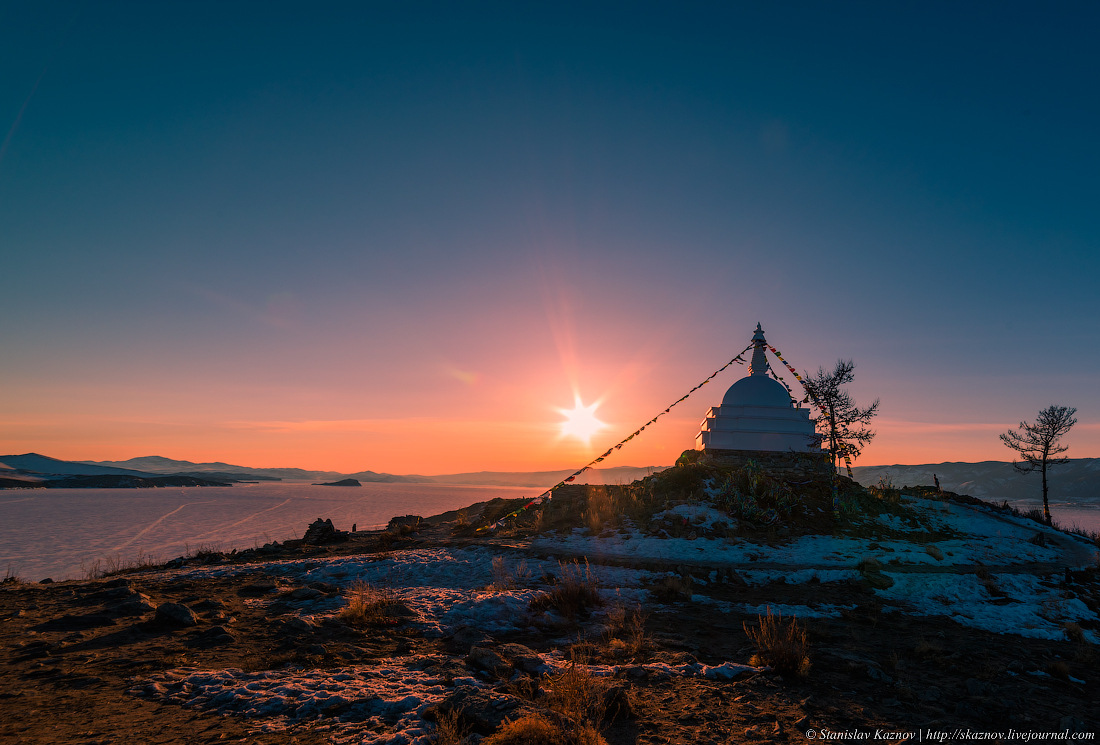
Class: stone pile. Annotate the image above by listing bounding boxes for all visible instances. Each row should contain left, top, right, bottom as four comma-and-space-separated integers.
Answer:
302, 518, 349, 545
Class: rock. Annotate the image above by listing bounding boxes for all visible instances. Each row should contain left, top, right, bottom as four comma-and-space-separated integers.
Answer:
155, 602, 198, 627
239, 580, 278, 595
1059, 716, 1087, 734
302, 518, 349, 545
303, 644, 328, 656
447, 625, 494, 653
917, 686, 943, 702
955, 701, 982, 718
794, 715, 810, 730
283, 617, 315, 633
966, 678, 992, 697
200, 625, 236, 644
116, 593, 157, 615
39, 578, 53, 584
192, 598, 227, 610
867, 666, 893, 683
424, 688, 540, 736
467, 647, 509, 676
622, 665, 649, 680
290, 587, 324, 601
499, 643, 543, 674
308, 581, 338, 594
603, 684, 633, 720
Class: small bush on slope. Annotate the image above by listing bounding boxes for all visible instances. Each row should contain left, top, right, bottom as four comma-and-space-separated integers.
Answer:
744, 606, 812, 679
529, 560, 601, 621
339, 580, 399, 627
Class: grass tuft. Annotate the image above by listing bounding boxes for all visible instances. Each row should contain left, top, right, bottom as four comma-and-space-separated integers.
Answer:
339, 580, 400, 627
743, 606, 812, 678
529, 559, 601, 621
430, 709, 473, 745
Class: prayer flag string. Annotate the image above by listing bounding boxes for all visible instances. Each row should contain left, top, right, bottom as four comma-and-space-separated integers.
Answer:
479, 342, 755, 532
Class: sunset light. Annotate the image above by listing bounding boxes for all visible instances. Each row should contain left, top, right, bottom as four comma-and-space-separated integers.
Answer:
558, 395, 606, 445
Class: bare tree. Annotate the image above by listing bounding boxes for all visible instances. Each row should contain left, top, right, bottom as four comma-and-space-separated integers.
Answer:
1000, 405, 1078, 525
801, 359, 880, 471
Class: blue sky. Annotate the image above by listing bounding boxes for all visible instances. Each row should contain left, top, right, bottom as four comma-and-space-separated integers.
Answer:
2, 2, 1097, 472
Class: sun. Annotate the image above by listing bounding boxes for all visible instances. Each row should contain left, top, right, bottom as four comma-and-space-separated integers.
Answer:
558, 395, 606, 445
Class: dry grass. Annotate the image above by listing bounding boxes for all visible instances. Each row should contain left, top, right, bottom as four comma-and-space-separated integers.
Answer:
2, 563, 23, 585
430, 710, 473, 745
603, 602, 651, 659
545, 652, 609, 744
481, 712, 604, 745
743, 606, 811, 678
490, 556, 531, 591
529, 560, 601, 621
650, 574, 693, 602
339, 580, 400, 627
1063, 621, 1086, 644
1045, 659, 1070, 681
81, 550, 164, 580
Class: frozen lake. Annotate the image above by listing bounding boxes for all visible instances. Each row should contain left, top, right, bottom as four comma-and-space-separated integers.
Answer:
0, 481, 532, 582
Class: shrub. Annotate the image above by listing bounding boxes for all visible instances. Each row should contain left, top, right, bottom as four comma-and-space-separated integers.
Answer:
1045, 660, 1070, 681
430, 710, 473, 745
482, 713, 566, 745
1064, 622, 1086, 644
339, 580, 399, 627
743, 606, 811, 678
529, 560, 601, 620
603, 602, 651, 659
546, 655, 607, 730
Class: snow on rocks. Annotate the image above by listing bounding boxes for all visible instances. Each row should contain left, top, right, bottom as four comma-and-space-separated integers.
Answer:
874, 571, 1100, 641
133, 656, 459, 744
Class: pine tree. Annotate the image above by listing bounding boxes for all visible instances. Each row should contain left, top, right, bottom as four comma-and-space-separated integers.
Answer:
802, 359, 880, 471
1000, 405, 1077, 525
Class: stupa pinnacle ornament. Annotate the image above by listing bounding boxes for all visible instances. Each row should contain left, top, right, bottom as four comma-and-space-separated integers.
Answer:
696, 323, 820, 453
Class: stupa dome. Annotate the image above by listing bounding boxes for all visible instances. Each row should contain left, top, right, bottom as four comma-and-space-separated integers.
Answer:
721, 375, 792, 407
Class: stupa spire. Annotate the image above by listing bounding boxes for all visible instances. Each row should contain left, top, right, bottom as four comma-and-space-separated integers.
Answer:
748, 322, 770, 377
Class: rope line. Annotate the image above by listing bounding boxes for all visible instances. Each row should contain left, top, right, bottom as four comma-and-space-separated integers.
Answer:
480, 342, 755, 532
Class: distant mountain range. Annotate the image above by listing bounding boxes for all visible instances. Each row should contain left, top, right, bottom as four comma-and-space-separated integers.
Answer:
0, 453, 668, 489
77, 455, 423, 483
4, 452, 1098, 502
850, 458, 1100, 504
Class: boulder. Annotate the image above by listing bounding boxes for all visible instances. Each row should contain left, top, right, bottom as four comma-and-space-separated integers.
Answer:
303, 518, 349, 545
289, 587, 324, 601
499, 643, 544, 674
116, 593, 157, 615
447, 625, 494, 653
467, 647, 509, 676
424, 688, 544, 736
155, 602, 198, 627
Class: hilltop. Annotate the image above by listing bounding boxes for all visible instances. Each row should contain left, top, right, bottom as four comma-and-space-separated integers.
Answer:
3, 458, 1097, 743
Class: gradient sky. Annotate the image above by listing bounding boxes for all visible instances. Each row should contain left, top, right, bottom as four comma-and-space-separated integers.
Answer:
2, 2, 1098, 474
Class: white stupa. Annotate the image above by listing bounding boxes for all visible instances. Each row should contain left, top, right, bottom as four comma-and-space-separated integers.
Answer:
696, 323, 820, 453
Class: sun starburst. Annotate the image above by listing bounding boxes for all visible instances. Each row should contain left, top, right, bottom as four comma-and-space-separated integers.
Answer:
558, 395, 606, 445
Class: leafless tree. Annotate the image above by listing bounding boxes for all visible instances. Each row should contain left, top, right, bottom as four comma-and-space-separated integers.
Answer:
801, 359, 880, 471
1000, 405, 1078, 525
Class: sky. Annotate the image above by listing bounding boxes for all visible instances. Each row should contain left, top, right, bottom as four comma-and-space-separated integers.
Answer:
1, 2, 1098, 475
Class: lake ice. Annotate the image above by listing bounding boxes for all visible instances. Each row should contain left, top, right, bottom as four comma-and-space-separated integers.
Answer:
0, 481, 532, 582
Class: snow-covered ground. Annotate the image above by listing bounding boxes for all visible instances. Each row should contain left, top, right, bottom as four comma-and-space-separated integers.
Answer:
531, 495, 1094, 569
132, 495, 1100, 743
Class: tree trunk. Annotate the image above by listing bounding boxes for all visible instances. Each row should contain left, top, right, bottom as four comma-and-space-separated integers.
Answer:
1041, 457, 1050, 525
